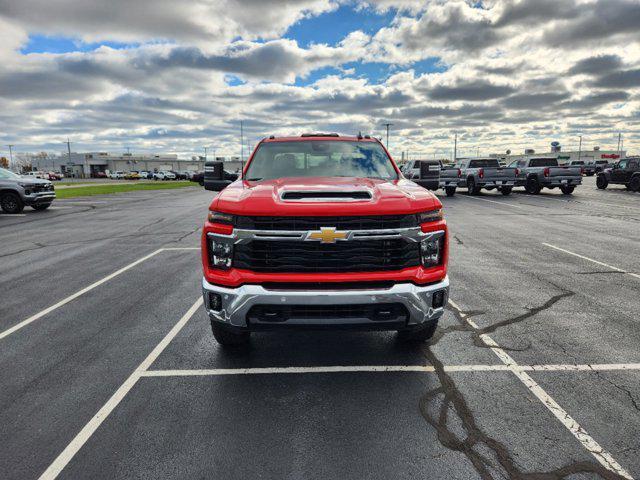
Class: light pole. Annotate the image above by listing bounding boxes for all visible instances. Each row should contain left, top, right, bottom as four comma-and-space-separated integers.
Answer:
577, 135, 582, 162
7, 144, 14, 169
204, 146, 209, 161
453, 132, 458, 162
382, 123, 393, 149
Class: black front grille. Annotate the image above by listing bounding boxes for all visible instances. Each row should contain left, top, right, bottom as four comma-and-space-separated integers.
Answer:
234, 214, 418, 231
234, 239, 420, 272
33, 184, 54, 192
247, 303, 409, 323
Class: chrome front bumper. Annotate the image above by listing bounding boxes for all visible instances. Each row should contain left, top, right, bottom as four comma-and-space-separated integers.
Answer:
202, 276, 449, 329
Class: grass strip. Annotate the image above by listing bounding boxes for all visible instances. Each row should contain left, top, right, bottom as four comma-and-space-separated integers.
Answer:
55, 181, 197, 199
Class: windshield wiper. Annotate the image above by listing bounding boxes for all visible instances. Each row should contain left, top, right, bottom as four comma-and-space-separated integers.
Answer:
246, 177, 263, 181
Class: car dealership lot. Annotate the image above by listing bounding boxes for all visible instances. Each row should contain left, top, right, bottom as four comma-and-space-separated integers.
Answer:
1, 178, 639, 480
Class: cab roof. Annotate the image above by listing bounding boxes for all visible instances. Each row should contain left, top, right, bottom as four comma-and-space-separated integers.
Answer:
262, 133, 379, 143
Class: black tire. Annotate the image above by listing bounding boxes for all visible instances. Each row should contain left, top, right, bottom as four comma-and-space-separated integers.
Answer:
467, 177, 479, 195
32, 203, 52, 211
596, 174, 608, 190
525, 176, 542, 194
0, 192, 24, 214
211, 321, 250, 346
501, 186, 513, 196
560, 185, 575, 195
397, 320, 438, 343
629, 176, 640, 192
445, 186, 456, 197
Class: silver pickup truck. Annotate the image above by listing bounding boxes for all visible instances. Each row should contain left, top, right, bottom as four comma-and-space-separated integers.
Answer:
457, 158, 517, 195
508, 157, 582, 195
0, 167, 56, 213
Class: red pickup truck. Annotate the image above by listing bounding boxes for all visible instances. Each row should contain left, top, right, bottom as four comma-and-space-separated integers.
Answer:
201, 134, 449, 346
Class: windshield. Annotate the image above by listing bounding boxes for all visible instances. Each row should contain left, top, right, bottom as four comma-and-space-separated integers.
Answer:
0, 167, 21, 180
245, 141, 398, 181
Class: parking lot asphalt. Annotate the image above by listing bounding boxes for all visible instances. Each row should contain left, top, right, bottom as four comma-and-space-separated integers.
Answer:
1, 177, 638, 479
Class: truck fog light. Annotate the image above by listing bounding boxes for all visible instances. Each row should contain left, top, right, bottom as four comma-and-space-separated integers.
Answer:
432, 290, 445, 309
209, 293, 222, 311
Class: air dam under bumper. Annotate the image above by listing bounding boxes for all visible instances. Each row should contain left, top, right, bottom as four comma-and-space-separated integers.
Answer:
202, 276, 449, 330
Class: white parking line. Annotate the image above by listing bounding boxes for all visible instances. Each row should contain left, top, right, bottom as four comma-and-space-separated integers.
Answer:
39, 297, 204, 480
542, 243, 640, 280
0, 213, 27, 217
140, 363, 640, 377
38, 294, 637, 479
0, 247, 198, 341
459, 194, 529, 210
448, 299, 633, 479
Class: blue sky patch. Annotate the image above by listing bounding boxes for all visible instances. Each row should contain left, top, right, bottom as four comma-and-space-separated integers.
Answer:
21, 34, 137, 54
285, 4, 397, 47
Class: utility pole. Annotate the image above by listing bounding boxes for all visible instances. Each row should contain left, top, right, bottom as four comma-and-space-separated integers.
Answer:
476, 146, 480, 158
578, 135, 582, 162
453, 132, 458, 162
125, 146, 130, 155
382, 123, 393, 149
617, 132, 622, 157
66, 138, 72, 164
240, 120, 244, 179
7, 144, 14, 169
204, 146, 208, 161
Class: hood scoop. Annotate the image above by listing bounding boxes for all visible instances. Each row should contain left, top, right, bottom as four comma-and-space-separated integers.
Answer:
281, 190, 372, 202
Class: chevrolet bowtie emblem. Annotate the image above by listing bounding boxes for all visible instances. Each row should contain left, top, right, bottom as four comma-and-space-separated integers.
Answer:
306, 227, 349, 244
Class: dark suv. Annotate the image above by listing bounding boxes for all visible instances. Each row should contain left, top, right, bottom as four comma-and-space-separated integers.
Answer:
596, 158, 640, 192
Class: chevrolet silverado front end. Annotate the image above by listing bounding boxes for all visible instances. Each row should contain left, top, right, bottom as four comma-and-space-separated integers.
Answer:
201, 135, 449, 346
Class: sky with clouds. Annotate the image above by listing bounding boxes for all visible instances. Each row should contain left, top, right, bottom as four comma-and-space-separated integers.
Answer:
1, 0, 639, 159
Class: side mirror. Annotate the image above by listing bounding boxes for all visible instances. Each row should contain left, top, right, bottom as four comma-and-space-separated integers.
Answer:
204, 161, 231, 191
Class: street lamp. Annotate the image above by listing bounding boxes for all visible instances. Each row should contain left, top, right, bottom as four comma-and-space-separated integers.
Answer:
382, 123, 393, 149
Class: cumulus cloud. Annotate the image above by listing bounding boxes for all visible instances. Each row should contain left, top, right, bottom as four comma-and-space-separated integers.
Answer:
1, 0, 639, 157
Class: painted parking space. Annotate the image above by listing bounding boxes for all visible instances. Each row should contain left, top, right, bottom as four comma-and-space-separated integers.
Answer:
1, 186, 639, 479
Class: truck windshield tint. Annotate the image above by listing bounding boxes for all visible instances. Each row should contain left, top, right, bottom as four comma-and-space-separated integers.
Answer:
530, 158, 558, 167
245, 141, 398, 181
468, 160, 499, 168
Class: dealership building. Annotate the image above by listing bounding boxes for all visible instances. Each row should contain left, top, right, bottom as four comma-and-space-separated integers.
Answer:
490, 146, 627, 165
59, 152, 208, 178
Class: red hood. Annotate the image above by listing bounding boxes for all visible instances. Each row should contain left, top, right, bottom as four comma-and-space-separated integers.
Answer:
209, 176, 441, 216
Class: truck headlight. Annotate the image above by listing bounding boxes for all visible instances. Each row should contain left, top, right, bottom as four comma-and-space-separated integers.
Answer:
418, 209, 443, 224
208, 237, 234, 270
208, 211, 235, 224
420, 231, 445, 267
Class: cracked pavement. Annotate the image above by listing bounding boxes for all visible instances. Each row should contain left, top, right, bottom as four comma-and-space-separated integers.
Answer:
1, 177, 639, 479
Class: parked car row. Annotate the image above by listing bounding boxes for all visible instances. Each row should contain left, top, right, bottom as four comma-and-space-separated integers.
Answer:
403, 158, 518, 196
105, 170, 192, 180
21, 171, 63, 181
405, 156, 640, 196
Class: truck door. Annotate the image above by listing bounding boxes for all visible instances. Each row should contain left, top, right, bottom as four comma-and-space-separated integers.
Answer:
627, 160, 639, 183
